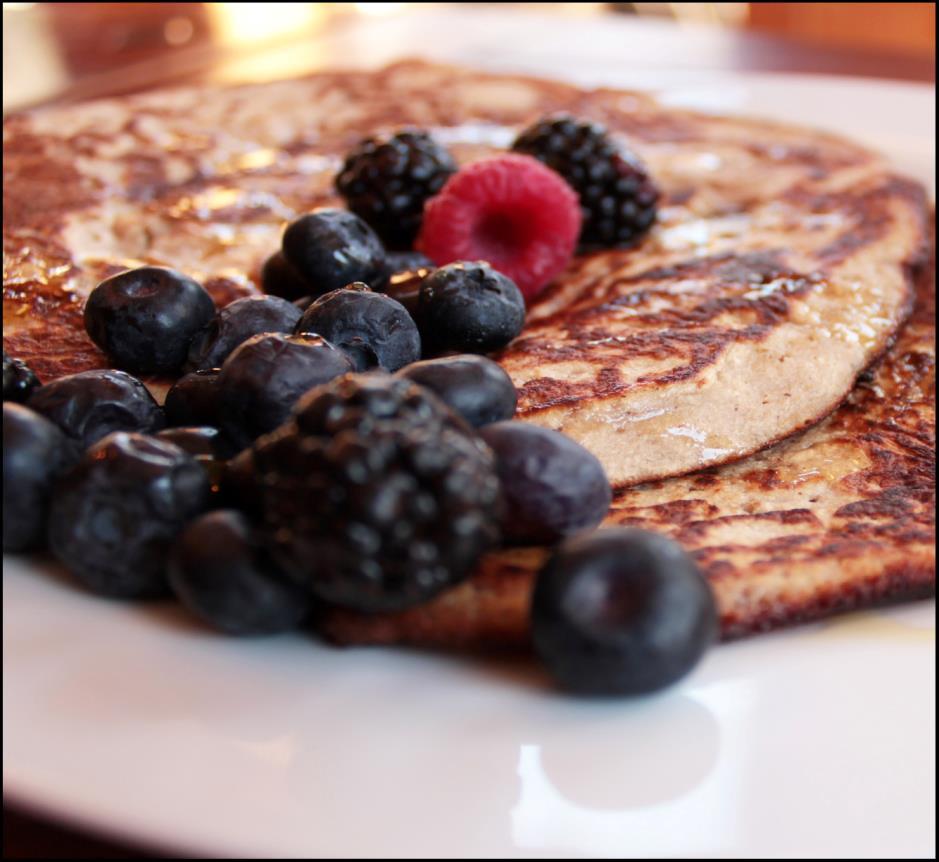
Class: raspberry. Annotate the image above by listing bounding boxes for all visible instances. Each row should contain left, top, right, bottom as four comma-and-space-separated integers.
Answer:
416, 154, 581, 301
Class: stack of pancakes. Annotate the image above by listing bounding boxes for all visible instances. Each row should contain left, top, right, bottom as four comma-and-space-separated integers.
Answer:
3, 61, 934, 647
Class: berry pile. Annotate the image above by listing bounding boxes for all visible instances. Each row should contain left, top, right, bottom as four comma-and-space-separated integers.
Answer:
3, 120, 716, 697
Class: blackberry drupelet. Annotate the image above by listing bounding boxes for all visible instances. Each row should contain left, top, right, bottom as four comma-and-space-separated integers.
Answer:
336, 130, 456, 250
253, 374, 501, 612
512, 115, 659, 250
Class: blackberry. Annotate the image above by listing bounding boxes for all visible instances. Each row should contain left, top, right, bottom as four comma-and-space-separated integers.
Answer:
253, 374, 501, 612
512, 115, 659, 250
336, 129, 456, 250
3, 352, 41, 403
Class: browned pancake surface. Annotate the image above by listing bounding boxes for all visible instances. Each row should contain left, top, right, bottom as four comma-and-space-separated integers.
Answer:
3, 61, 929, 485
321, 245, 935, 647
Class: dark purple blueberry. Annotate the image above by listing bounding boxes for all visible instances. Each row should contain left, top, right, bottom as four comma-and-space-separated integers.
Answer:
163, 369, 221, 428
396, 354, 516, 427
261, 250, 313, 301
155, 426, 229, 491
295, 284, 420, 372
168, 510, 311, 635
531, 529, 717, 695
375, 268, 428, 319
26, 369, 164, 449
418, 261, 525, 355
281, 209, 387, 294
218, 447, 262, 518
185, 295, 302, 372
3, 352, 41, 403
373, 250, 435, 292
292, 296, 314, 312
479, 422, 610, 545
217, 332, 354, 449
385, 250, 434, 275
3, 403, 79, 552
83, 266, 215, 374
156, 426, 223, 458
48, 432, 211, 598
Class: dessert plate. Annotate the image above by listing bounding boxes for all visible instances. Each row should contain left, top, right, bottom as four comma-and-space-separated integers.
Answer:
3, 70, 935, 858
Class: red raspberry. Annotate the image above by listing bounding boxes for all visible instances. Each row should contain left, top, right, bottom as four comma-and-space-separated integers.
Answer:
416, 154, 581, 301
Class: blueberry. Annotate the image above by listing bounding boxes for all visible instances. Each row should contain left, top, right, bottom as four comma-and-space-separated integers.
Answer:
163, 369, 221, 428
375, 268, 428, 320
374, 250, 435, 291
156, 426, 224, 458
83, 266, 216, 374
282, 209, 386, 294
168, 510, 311, 635
218, 447, 262, 518
531, 529, 717, 695
186, 295, 302, 372
295, 284, 421, 372
397, 355, 516, 427
48, 432, 211, 598
419, 261, 525, 354
26, 369, 164, 449
479, 422, 610, 544
3, 352, 41, 403
3, 403, 78, 552
292, 296, 315, 312
261, 250, 313, 301
385, 250, 434, 275
217, 332, 354, 449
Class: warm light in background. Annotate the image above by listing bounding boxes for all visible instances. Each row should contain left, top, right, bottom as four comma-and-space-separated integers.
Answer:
353, 2, 406, 16
208, 3, 327, 45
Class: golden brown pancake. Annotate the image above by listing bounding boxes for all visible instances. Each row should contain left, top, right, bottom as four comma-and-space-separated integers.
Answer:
321, 240, 935, 647
2, 61, 929, 486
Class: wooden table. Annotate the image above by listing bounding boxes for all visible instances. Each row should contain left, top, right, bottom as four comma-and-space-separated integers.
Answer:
3, 6, 934, 858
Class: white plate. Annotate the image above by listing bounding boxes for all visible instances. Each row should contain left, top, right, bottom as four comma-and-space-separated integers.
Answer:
3, 36, 936, 859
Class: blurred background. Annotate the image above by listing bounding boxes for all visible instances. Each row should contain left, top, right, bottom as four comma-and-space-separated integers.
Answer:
3, 2, 935, 112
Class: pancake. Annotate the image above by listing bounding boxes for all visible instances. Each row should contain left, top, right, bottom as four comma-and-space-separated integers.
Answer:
3, 61, 929, 487
321, 239, 936, 647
